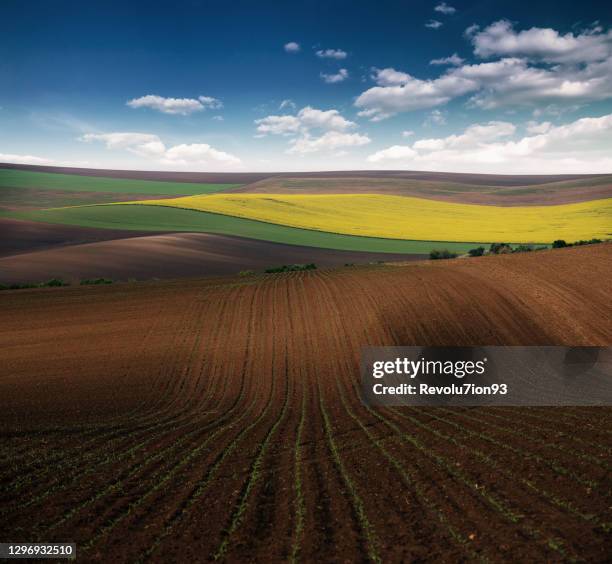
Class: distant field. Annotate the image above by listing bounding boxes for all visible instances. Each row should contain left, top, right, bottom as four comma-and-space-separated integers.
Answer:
232, 175, 612, 206
123, 194, 612, 244
0, 169, 239, 195
10, 206, 482, 254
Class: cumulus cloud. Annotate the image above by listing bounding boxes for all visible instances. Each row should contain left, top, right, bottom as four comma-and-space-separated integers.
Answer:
356, 21, 612, 119
526, 120, 552, 134
254, 115, 302, 136
471, 20, 612, 63
0, 153, 54, 165
355, 67, 478, 120
162, 144, 240, 166
367, 145, 417, 163
316, 48, 348, 60
126, 94, 222, 115
288, 131, 370, 154
320, 68, 349, 83
366, 114, 612, 173
402, 130, 415, 138
255, 106, 355, 137
435, 3, 456, 15
430, 53, 464, 66
81, 132, 240, 167
255, 106, 367, 154
370, 67, 411, 86
413, 121, 516, 150
284, 42, 300, 53
425, 20, 443, 30
461, 56, 612, 109
298, 106, 356, 130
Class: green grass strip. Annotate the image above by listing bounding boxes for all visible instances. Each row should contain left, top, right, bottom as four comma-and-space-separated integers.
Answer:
8, 205, 487, 254
0, 169, 238, 195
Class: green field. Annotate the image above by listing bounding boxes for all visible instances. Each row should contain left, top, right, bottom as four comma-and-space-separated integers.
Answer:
0, 169, 238, 195
9, 205, 486, 254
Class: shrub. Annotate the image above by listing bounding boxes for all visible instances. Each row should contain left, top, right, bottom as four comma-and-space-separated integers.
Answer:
42, 279, 69, 287
468, 246, 485, 257
0, 279, 69, 291
552, 239, 568, 248
238, 270, 255, 277
264, 263, 317, 273
573, 238, 602, 246
80, 278, 113, 285
512, 245, 534, 253
429, 249, 458, 260
344, 263, 355, 267
489, 242, 512, 254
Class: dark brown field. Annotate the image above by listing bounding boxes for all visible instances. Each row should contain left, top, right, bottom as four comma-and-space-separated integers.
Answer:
0, 217, 158, 258
0, 228, 422, 283
1, 244, 611, 562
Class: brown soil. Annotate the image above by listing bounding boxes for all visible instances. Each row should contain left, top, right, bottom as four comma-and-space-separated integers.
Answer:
0, 244, 610, 563
3, 162, 609, 187
231, 176, 612, 206
0, 217, 158, 258
0, 229, 423, 283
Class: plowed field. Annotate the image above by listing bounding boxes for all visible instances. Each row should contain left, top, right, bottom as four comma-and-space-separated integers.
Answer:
1, 244, 611, 562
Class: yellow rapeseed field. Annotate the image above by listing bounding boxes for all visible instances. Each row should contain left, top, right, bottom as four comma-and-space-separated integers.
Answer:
121, 194, 612, 243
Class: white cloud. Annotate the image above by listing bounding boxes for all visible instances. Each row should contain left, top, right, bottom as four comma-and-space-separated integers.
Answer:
81, 132, 241, 167
435, 2, 456, 15
288, 131, 370, 154
255, 106, 355, 137
162, 144, 240, 165
367, 145, 417, 163
355, 67, 478, 120
402, 130, 415, 138
254, 115, 301, 136
430, 53, 464, 66
425, 20, 443, 30
284, 42, 300, 53
126, 94, 222, 115
320, 68, 349, 83
526, 120, 552, 134
366, 114, 612, 173
413, 121, 516, 150
423, 109, 447, 126
461, 56, 612, 109
255, 106, 365, 155
212, 115, 224, 121
81, 132, 164, 157
198, 96, 223, 110
316, 48, 348, 60
471, 20, 612, 63
298, 106, 355, 131
279, 99, 296, 110
464, 24, 480, 38
356, 21, 612, 119
371, 67, 411, 86
0, 153, 54, 165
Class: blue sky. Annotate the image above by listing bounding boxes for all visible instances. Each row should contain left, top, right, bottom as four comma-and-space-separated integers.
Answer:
1, 0, 612, 173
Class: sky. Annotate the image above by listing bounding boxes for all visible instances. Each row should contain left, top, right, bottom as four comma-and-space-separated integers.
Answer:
1, 0, 612, 174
